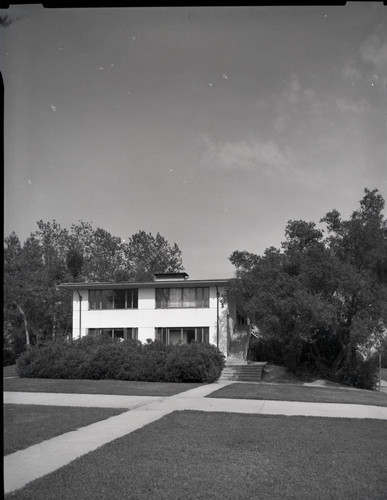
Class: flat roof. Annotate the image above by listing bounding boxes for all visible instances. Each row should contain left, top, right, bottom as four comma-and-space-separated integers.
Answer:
59, 278, 230, 291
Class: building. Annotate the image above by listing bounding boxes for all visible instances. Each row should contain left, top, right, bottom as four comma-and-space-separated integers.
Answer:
60, 273, 250, 359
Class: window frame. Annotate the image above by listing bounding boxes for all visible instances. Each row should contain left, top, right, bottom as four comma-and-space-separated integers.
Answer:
87, 327, 138, 340
155, 287, 210, 309
155, 327, 209, 345
88, 289, 138, 310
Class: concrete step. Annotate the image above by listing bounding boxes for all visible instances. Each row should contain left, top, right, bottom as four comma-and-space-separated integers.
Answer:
219, 363, 266, 382
223, 366, 262, 373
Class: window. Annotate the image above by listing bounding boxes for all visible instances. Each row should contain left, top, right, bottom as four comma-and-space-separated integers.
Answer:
88, 328, 138, 340
89, 289, 138, 310
155, 287, 209, 308
155, 327, 209, 345
237, 313, 248, 326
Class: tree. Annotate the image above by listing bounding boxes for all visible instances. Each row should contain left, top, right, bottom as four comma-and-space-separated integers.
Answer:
4, 220, 185, 361
123, 230, 184, 281
4, 233, 55, 350
228, 188, 387, 388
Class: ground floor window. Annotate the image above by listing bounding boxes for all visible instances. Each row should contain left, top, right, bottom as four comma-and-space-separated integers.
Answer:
87, 328, 138, 341
155, 327, 209, 345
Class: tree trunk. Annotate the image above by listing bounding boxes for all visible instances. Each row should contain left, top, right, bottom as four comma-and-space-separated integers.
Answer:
16, 303, 31, 348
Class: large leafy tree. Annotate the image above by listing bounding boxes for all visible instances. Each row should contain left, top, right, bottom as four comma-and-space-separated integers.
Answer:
123, 230, 184, 281
4, 221, 184, 362
4, 231, 73, 353
228, 189, 387, 387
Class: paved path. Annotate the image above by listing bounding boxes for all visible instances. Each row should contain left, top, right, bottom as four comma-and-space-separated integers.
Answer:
4, 383, 387, 494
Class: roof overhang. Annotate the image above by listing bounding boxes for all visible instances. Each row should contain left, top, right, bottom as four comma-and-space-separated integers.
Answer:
59, 279, 230, 291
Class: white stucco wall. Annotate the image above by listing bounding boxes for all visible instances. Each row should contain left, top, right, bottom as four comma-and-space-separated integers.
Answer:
71, 286, 228, 352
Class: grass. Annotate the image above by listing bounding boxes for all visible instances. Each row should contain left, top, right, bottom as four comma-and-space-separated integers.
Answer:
3, 404, 129, 456
3, 377, 202, 396
208, 383, 387, 407
6, 410, 387, 499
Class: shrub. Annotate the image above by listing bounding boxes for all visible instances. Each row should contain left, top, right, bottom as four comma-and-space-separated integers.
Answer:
165, 343, 225, 383
16, 338, 225, 383
17, 341, 89, 379
336, 350, 379, 390
138, 341, 171, 382
248, 336, 284, 364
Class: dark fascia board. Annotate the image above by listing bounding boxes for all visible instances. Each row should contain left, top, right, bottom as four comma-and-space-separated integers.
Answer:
59, 279, 230, 291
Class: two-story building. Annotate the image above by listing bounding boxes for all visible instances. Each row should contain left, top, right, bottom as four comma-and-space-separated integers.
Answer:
60, 273, 249, 359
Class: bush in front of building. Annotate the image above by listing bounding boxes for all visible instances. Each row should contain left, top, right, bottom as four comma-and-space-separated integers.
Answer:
16, 340, 89, 379
16, 338, 225, 383
165, 343, 225, 383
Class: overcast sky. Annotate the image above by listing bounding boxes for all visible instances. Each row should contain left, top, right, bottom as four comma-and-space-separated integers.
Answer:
2, 4, 386, 279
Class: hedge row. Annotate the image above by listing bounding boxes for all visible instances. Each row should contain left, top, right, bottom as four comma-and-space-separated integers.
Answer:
16, 337, 226, 383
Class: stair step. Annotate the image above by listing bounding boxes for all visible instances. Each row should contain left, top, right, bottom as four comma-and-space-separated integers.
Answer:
219, 377, 261, 382
222, 368, 263, 372
220, 370, 264, 382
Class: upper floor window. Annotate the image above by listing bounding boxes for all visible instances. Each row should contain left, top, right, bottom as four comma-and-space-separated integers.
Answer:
89, 289, 138, 310
155, 287, 209, 308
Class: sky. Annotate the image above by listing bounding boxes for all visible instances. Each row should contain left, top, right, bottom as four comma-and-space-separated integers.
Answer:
1, 3, 387, 279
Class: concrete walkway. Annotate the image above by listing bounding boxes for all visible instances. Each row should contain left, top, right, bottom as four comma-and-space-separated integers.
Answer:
4, 382, 387, 494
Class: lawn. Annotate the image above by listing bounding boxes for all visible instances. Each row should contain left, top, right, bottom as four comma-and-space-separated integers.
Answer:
6, 410, 387, 499
3, 377, 202, 396
208, 382, 387, 407
4, 404, 129, 456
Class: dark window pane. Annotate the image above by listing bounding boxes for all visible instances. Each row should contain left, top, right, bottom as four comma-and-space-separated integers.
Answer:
161, 328, 168, 344
197, 327, 209, 343
155, 327, 168, 344
89, 291, 95, 310
130, 289, 138, 309
96, 290, 102, 309
203, 288, 209, 307
113, 329, 124, 339
113, 290, 125, 309
156, 289, 162, 308
169, 328, 182, 344
126, 328, 138, 340
89, 290, 101, 310
101, 290, 113, 309
126, 290, 132, 308
156, 289, 168, 308
196, 288, 203, 306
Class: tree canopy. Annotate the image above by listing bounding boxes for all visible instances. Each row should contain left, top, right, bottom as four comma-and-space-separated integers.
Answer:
3, 221, 184, 362
228, 188, 387, 388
